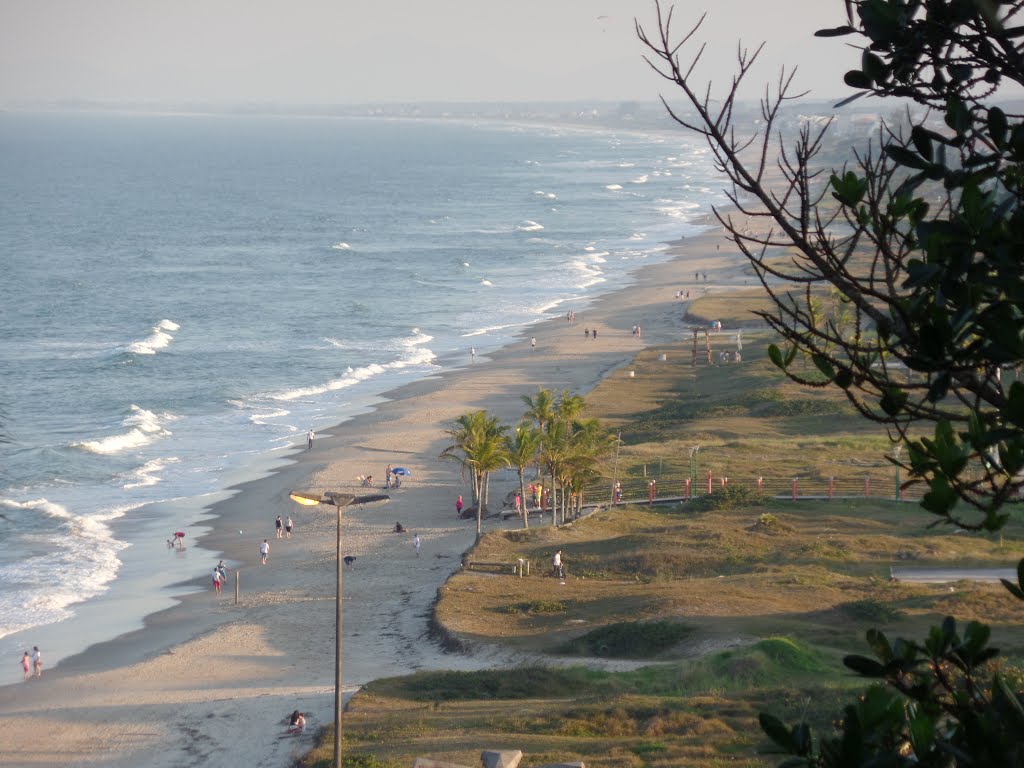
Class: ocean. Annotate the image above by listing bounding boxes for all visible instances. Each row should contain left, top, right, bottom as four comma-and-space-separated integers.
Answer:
0, 111, 720, 681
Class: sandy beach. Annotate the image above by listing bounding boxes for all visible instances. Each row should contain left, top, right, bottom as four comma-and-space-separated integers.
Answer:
0, 223, 752, 768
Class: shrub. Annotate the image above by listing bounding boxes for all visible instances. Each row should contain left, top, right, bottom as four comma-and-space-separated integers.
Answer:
565, 620, 694, 658
690, 484, 758, 511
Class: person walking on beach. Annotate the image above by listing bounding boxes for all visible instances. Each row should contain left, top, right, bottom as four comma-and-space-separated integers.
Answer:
553, 550, 564, 579
21, 651, 31, 681
456, 495, 463, 518
32, 646, 42, 677
470, 346, 476, 362
275, 515, 283, 539
285, 515, 293, 538
260, 539, 270, 565
530, 337, 536, 350
307, 429, 314, 450
413, 534, 421, 557
212, 566, 223, 596
385, 464, 393, 488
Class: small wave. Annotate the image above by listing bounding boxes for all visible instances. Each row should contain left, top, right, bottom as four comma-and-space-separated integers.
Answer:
250, 408, 290, 426
126, 319, 179, 355
268, 333, 437, 402
605, 184, 623, 191
331, 242, 351, 250
481, 279, 493, 287
533, 190, 557, 199
631, 175, 649, 184
515, 220, 544, 232
74, 405, 174, 455
122, 457, 179, 489
630, 233, 647, 241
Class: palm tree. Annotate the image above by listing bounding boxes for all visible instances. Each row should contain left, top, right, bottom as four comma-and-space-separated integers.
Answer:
440, 410, 508, 540
440, 411, 503, 506
504, 423, 543, 529
521, 388, 557, 436
462, 430, 510, 540
556, 389, 587, 423
537, 418, 572, 525
563, 418, 615, 519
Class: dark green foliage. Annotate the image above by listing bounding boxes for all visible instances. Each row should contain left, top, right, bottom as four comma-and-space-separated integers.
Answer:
503, 600, 567, 614
761, 618, 1024, 766
689, 483, 759, 511
564, 620, 694, 658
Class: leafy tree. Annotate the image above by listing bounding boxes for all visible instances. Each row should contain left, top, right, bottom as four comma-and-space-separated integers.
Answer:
637, 0, 1024, 764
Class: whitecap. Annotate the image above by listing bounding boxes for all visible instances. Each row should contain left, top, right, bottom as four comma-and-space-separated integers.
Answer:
605, 184, 623, 191
331, 242, 351, 250
121, 457, 179, 489
74, 405, 174, 455
267, 331, 438, 402
481, 279, 493, 287
126, 319, 179, 355
250, 408, 290, 426
515, 220, 544, 232
631, 175, 649, 184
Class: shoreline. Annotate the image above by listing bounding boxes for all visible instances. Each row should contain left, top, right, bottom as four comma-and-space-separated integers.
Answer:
0, 222, 753, 768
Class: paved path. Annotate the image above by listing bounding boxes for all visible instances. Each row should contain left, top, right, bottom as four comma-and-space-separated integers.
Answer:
890, 567, 1016, 583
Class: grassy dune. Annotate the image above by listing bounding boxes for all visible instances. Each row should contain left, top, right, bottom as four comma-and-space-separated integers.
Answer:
306, 294, 1024, 768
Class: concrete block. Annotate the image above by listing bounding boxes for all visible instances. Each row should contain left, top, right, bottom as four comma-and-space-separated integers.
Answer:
480, 749, 523, 768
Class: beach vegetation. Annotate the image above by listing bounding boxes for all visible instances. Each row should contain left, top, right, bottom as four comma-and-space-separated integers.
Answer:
638, 0, 1024, 764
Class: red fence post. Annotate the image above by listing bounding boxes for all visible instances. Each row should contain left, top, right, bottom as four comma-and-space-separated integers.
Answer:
648, 479, 656, 504
707, 470, 713, 495
685, 478, 691, 500
865, 477, 871, 497
792, 478, 798, 501
757, 476, 763, 495
829, 476, 834, 501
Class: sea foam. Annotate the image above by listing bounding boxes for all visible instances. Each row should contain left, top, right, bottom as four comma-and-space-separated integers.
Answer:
0, 498, 131, 639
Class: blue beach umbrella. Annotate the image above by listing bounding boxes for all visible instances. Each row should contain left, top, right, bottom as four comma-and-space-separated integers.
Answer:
391, 467, 411, 476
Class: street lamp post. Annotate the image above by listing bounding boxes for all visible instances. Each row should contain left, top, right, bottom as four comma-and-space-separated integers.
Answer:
289, 490, 389, 768
893, 445, 903, 502
609, 431, 622, 506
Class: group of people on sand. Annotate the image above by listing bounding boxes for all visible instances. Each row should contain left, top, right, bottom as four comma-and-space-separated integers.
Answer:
20, 646, 42, 681
275, 514, 293, 539
212, 560, 229, 596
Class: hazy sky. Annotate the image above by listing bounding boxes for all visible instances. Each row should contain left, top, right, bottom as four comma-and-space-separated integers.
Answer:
0, 1, 856, 107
